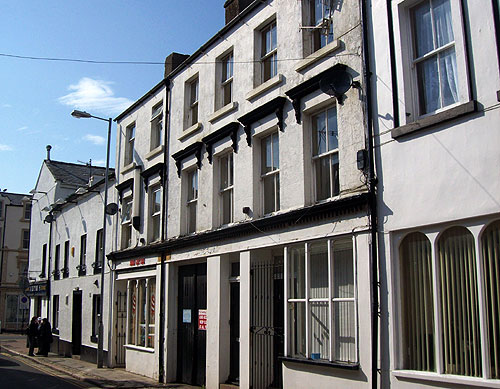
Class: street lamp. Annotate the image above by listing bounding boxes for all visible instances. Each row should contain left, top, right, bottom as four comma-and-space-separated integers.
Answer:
71, 109, 111, 369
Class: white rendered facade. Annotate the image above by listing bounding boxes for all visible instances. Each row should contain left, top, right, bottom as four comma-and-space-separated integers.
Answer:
28, 157, 117, 364
370, 0, 500, 388
112, 0, 375, 387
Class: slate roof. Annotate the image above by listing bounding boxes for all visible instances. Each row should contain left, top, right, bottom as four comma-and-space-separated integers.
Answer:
0, 192, 30, 205
45, 160, 111, 187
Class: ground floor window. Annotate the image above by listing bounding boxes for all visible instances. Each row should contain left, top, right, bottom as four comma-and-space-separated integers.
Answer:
398, 220, 500, 379
127, 277, 156, 349
91, 294, 100, 341
5, 294, 19, 323
285, 236, 356, 363
52, 295, 59, 330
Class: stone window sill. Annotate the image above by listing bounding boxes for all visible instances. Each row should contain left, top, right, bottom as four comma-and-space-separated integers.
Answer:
393, 370, 500, 388
295, 39, 342, 72
208, 102, 238, 123
246, 74, 283, 101
124, 344, 155, 353
145, 145, 164, 160
280, 356, 359, 370
178, 122, 202, 141
391, 100, 476, 139
121, 162, 137, 175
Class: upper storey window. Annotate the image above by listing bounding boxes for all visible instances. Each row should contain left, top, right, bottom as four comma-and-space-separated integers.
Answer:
261, 21, 277, 83
185, 169, 198, 234
312, 107, 339, 201
310, 0, 334, 51
261, 132, 280, 215
150, 102, 163, 150
411, 0, 457, 115
221, 52, 234, 107
125, 123, 135, 166
219, 153, 234, 225
185, 76, 199, 128
24, 202, 32, 220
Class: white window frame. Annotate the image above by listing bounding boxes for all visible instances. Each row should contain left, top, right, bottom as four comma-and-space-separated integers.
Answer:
219, 152, 234, 225
150, 102, 163, 151
260, 131, 280, 215
185, 168, 198, 234
121, 197, 133, 248
307, 0, 334, 53
126, 277, 156, 350
284, 236, 358, 364
260, 20, 278, 83
186, 76, 199, 128
125, 123, 136, 166
149, 185, 161, 242
221, 52, 234, 108
393, 0, 470, 123
311, 106, 339, 202
23, 202, 31, 220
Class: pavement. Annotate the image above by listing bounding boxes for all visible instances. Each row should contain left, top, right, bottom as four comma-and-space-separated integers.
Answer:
0, 333, 197, 388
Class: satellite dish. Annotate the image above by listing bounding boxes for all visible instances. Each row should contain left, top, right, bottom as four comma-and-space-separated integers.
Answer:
44, 214, 54, 223
105, 203, 119, 215
319, 64, 354, 104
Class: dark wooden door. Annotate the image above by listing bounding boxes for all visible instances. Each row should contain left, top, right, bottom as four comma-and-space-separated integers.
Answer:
177, 263, 207, 386
72, 291, 82, 355
229, 281, 240, 383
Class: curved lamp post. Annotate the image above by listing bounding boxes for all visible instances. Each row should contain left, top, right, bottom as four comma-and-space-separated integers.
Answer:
71, 109, 111, 368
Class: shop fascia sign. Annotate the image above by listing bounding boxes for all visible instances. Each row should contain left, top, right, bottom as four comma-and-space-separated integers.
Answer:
129, 258, 146, 267
25, 281, 50, 297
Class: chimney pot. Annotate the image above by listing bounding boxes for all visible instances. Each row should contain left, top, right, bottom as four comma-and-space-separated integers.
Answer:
46, 145, 52, 161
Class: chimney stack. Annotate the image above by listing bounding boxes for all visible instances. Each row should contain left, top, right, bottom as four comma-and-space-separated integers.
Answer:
224, 0, 253, 24
46, 145, 52, 161
164, 52, 189, 78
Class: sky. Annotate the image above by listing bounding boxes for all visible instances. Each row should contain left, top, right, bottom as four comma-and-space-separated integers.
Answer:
0, 1, 225, 194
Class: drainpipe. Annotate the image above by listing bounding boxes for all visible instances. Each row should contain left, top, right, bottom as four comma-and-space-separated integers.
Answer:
47, 214, 53, 321
360, 1, 379, 389
159, 78, 171, 383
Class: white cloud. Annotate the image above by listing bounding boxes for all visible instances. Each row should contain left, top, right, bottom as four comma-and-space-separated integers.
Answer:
83, 134, 106, 146
0, 144, 13, 151
58, 77, 132, 115
17, 126, 28, 131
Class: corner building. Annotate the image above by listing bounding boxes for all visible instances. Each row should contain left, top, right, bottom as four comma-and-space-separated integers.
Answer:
112, 1, 376, 388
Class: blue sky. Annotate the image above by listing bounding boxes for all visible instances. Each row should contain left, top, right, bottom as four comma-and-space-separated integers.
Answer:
0, 1, 225, 194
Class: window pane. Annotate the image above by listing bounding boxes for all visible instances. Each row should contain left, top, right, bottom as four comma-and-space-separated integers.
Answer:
433, 0, 454, 47
439, 47, 458, 107
333, 239, 354, 298
312, 111, 327, 156
129, 281, 136, 345
288, 302, 306, 358
327, 108, 338, 151
438, 227, 481, 377
315, 156, 331, 201
221, 155, 229, 190
148, 279, 156, 348
412, 1, 434, 58
188, 203, 196, 233
272, 132, 279, 169
263, 175, 276, 214
310, 301, 329, 360
261, 135, 273, 174
152, 215, 160, 241
400, 232, 435, 371
333, 301, 356, 362
481, 221, 500, 379
417, 56, 440, 114
288, 245, 305, 299
222, 189, 233, 225
138, 279, 146, 347
331, 153, 340, 196
310, 241, 328, 299
188, 170, 198, 201
223, 81, 232, 106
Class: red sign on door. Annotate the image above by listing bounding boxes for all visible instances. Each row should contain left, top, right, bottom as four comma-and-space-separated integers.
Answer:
198, 309, 207, 331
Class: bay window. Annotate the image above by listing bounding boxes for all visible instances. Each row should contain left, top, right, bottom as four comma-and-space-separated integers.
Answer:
286, 237, 357, 363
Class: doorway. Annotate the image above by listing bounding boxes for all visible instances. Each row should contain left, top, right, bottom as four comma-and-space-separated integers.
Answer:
72, 290, 82, 355
177, 263, 207, 386
228, 262, 240, 384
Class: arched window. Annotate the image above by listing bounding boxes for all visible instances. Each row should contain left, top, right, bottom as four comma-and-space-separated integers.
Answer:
481, 220, 500, 379
438, 227, 481, 376
400, 232, 434, 371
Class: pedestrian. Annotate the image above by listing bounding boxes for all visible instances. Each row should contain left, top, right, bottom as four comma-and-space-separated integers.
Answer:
36, 317, 43, 355
25, 316, 39, 356
37, 318, 53, 357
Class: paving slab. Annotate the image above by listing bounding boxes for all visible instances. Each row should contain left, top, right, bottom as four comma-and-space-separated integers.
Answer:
0, 334, 197, 389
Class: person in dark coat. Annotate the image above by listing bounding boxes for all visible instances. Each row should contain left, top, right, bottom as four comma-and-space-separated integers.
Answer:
26, 316, 39, 356
38, 318, 53, 356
